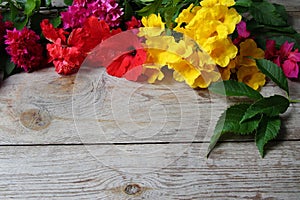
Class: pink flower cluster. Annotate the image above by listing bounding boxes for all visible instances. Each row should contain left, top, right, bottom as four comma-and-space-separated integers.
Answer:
5, 28, 44, 72
61, 0, 123, 29
265, 40, 300, 78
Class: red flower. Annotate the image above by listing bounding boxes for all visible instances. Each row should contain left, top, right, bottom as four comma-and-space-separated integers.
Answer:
41, 17, 122, 75
40, 19, 69, 44
105, 31, 147, 81
126, 16, 142, 30
265, 40, 300, 78
75, 16, 122, 53
47, 38, 84, 75
5, 27, 44, 72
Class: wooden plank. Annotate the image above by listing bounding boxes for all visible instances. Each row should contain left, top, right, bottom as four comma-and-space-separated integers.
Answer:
269, 0, 300, 12
0, 142, 299, 199
0, 68, 299, 144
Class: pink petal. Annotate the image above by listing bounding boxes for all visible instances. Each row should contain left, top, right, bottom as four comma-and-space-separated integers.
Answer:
237, 21, 250, 38
282, 60, 299, 78
280, 41, 294, 58
288, 51, 300, 62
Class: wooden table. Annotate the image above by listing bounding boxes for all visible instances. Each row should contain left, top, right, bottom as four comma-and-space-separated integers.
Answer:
0, 0, 300, 199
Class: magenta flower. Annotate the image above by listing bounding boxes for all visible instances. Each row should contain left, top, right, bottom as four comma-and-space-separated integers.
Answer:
61, 0, 123, 29
265, 40, 300, 78
233, 21, 251, 45
5, 28, 44, 72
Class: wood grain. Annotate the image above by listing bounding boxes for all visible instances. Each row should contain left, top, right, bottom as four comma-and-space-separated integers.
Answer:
0, 142, 299, 199
0, 68, 299, 144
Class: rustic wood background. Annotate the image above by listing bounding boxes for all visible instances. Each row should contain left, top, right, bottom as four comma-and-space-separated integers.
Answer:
0, 0, 299, 199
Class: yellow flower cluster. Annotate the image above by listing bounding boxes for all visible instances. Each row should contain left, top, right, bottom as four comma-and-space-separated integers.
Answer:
222, 39, 266, 90
139, 14, 221, 88
174, 0, 241, 67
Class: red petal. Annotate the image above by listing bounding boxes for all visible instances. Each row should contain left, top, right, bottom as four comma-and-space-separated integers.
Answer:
40, 19, 68, 44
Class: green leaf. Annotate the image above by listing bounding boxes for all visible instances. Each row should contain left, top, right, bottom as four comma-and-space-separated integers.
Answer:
24, 0, 36, 15
137, 0, 163, 16
50, 16, 61, 28
235, 0, 252, 7
249, 1, 287, 26
5, 60, 16, 75
209, 80, 263, 100
273, 3, 288, 22
255, 116, 281, 157
207, 104, 261, 157
64, 0, 73, 6
45, 0, 51, 7
241, 95, 290, 122
256, 59, 289, 95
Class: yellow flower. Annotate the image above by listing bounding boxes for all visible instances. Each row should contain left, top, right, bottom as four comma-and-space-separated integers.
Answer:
222, 39, 266, 90
140, 14, 165, 37
200, 0, 236, 7
204, 38, 238, 67
174, 0, 241, 68
237, 66, 266, 90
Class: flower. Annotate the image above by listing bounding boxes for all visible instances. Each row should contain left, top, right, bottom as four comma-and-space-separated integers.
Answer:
61, 0, 123, 29
126, 16, 142, 30
140, 14, 165, 37
233, 20, 250, 45
265, 40, 300, 78
174, 0, 241, 67
106, 31, 147, 81
4, 27, 44, 72
41, 17, 121, 75
47, 38, 84, 75
224, 39, 265, 90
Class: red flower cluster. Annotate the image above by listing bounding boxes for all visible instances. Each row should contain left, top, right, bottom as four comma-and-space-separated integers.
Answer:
265, 40, 300, 78
5, 28, 44, 72
41, 16, 122, 75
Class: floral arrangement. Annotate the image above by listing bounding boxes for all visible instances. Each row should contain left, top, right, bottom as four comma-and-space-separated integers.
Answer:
0, 0, 299, 157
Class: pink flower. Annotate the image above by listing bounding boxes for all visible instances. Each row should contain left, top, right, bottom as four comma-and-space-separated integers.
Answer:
233, 21, 251, 45
4, 28, 44, 72
265, 40, 300, 78
61, 0, 123, 29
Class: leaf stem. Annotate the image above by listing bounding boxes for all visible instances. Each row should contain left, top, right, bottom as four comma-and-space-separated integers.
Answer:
289, 99, 300, 103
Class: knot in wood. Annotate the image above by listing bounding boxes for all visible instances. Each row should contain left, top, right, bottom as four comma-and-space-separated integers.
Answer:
124, 184, 141, 195
20, 109, 51, 131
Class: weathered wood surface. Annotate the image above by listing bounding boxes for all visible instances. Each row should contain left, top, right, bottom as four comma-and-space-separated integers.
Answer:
0, 0, 300, 198
0, 142, 299, 199
0, 67, 299, 145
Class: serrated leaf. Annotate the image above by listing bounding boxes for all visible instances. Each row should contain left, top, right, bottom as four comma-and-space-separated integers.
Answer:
273, 4, 288, 22
241, 95, 289, 122
256, 59, 289, 95
207, 104, 261, 157
255, 116, 281, 157
209, 80, 263, 100
250, 1, 287, 26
